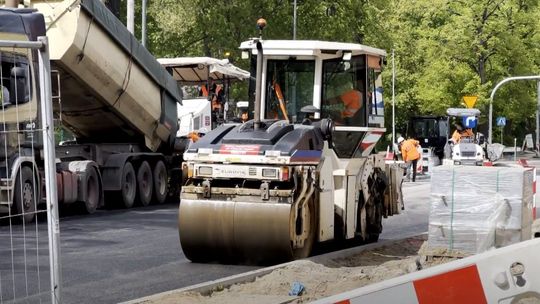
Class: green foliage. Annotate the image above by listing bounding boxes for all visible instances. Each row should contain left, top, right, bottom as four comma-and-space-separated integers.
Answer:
383, 0, 540, 142
122, 0, 540, 143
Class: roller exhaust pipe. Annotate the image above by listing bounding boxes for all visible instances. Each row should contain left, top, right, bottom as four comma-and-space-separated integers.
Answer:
253, 39, 263, 130
253, 18, 266, 131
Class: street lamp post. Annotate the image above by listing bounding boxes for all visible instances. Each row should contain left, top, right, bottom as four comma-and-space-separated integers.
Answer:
293, 0, 297, 40
127, 0, 134, 34
392, 49, 396, 152
537, 81, 540, 153
142, 0, 147, 46
488, 76, 540, 149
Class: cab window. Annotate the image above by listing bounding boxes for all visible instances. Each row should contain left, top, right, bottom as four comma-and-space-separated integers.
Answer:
321, 56, 366, 127
0, 52, 31, 107
264, 59, 315, 122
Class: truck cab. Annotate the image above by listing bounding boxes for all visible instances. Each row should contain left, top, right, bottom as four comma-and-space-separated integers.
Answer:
0, 9, 45, 221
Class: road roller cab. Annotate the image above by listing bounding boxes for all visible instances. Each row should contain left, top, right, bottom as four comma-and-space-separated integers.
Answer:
179, 38, 404, 264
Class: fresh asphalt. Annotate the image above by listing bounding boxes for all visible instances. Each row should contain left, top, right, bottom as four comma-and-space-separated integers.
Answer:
0, 203, 258, 303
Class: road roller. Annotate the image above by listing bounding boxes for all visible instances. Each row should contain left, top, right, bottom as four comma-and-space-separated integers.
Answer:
179, 37, 404, 263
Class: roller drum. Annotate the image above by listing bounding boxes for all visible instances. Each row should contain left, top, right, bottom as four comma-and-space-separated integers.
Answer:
179, 199, 295, 264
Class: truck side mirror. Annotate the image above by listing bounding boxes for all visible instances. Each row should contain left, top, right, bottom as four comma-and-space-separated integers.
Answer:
10, 66, 30, 104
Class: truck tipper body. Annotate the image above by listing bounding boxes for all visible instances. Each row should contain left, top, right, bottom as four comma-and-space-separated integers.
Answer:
0, 0, 183, 222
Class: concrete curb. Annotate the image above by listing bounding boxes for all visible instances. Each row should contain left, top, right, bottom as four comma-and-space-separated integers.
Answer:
121, 233, 426, 304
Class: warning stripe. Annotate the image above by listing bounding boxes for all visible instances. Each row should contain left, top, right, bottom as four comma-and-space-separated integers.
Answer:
334, 265, 486, 304
360, 131, 384, 156
320, 238, 540, 304
218, 144, 261, 155
414, 265, 487, 304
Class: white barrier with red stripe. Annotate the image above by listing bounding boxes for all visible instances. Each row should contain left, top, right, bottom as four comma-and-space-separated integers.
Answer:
533, 167, 537, 219
312, 238, 540, 304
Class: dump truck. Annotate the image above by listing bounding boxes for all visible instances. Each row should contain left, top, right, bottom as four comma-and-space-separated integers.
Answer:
179, 37, 404, 263
0, 0, 183, 222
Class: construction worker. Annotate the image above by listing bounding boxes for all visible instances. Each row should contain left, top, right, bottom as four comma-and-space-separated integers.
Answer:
451, 122, 474, 144
398, 136, 420, 182
340, 89, 362, 119
326, 80, 363, 125
199, 84, 209, 97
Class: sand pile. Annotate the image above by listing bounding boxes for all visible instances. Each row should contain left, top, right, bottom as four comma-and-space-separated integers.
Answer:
141, 236, 457, 304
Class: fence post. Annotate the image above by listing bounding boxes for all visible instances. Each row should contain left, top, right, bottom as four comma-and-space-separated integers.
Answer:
37, 36, 62, 304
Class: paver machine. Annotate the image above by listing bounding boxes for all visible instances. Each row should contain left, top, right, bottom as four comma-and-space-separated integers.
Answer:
179, 37, 403, 263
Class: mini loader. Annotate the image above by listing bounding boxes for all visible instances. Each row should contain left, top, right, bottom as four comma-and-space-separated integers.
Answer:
179, 38, 404, 263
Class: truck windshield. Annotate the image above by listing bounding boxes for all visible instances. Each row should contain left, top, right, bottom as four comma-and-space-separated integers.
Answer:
0, 51, 30, 109
264, 59, 315, 122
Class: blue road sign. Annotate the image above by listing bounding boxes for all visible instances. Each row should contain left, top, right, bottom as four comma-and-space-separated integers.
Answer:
462, 116, 477, 128
496, 116, 506, 127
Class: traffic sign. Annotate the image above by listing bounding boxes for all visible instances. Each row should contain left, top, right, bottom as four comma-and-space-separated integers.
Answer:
496, 116, 506, 127
462, 116, 477, 128
463, 95, 478, 108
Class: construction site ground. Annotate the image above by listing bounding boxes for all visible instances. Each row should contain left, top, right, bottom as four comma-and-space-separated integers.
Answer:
124, 155, 540, 304
127, 220, 540, 304
127, 235, 435, 304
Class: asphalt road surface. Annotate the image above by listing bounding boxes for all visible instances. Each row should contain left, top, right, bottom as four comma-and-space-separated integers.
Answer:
0, 180, 433, 304
381, 178, 431, 240
0, 204, 258, 303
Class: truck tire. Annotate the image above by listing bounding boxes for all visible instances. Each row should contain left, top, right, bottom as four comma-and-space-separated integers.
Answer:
152, 160, 167, 204
120, 162, 136, 208
136, 161, 153, 206
83, 168, 100, 214
13, 166, 37, 223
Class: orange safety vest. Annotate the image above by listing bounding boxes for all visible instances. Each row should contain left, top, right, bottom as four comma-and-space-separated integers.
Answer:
451, 129, 474, 144
211, 85, 223, 111
200, 85, 209, 97
401, 139, 420, 161
340, 90, 362, 118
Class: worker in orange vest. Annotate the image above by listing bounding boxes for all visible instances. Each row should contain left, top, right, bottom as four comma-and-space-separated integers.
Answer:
451, 122, 474, 144
326, 80, 363, 125
339, 89, 362, 119
398, 136, 420, 182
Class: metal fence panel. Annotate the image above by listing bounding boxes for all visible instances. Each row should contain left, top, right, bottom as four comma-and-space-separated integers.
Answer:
0, 38, 61, 304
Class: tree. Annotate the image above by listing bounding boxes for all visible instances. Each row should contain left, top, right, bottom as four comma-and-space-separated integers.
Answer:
385, 0, 540, 141
116, 0, 540, 142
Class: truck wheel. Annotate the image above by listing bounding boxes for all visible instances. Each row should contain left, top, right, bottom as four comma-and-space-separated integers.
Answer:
136, 161, 153, 206
120, 162, 136, 208
83, 168, 100, 214
13, 166, 37, 223
152, 160, 167, 204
